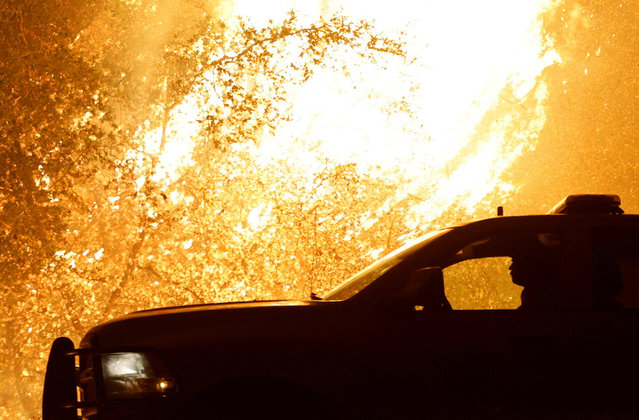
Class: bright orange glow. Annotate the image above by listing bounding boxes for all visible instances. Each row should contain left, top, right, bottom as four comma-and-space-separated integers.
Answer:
143, 97, 199, 183
12, 2, 639, 419
229, 0, 560, 231
146, 0, 561, 241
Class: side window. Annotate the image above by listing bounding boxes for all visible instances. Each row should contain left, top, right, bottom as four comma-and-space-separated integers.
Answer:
591, 227, 639, 309
440, 229, 564, 310
444, 257, 521, 309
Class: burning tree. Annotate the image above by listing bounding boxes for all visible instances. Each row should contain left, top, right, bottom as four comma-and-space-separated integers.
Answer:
0, 1, 406, 417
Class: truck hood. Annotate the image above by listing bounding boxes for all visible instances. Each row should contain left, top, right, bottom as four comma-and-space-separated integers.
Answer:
123, 299, 319, 318
81, 299, 340, 349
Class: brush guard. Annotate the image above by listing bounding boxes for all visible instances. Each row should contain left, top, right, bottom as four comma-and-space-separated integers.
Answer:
43, 337, 100, 420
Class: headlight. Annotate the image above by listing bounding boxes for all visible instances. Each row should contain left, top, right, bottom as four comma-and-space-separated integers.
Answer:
101, 352, 177, 399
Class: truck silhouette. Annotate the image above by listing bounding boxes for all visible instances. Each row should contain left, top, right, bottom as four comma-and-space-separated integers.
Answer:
44, 194, 639, 419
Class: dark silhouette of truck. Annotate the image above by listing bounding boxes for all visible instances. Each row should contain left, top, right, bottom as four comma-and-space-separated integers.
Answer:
43, 194, 639, 419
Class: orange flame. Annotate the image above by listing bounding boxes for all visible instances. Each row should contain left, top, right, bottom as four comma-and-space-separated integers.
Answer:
146, 0, 561, 234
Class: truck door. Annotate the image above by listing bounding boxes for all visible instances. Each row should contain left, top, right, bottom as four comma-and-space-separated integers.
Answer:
576, 224, 639, 416
399, 224, 578, 417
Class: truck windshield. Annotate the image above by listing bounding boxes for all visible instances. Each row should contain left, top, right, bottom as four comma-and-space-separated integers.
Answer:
324, 228, 451, 300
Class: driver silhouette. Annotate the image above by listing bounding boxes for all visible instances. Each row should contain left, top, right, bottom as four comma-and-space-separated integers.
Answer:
509, 239, 560, 310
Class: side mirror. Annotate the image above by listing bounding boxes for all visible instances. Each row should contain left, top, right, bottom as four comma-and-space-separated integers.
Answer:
394, 267, 452, 311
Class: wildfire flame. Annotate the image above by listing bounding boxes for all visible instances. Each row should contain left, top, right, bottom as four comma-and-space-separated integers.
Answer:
146, 0, 561, 233
239, 1, 560, 227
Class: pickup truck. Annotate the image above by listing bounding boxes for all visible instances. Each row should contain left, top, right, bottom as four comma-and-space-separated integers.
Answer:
43, 194, 639, 419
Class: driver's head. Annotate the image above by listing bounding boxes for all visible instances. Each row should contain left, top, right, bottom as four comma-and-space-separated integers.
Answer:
508, 236, 561, 310
508, 236, 560, 287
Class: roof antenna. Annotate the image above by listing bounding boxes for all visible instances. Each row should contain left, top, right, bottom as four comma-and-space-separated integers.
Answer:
497, 206, 504, 216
